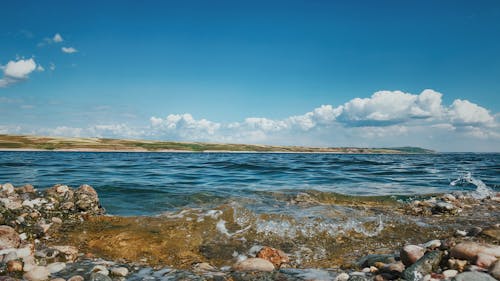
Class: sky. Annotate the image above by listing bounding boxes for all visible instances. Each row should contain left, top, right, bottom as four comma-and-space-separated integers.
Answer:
1, 0, 499, 152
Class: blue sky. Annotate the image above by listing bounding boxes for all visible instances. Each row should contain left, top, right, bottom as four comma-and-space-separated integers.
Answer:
1, 0, 499, 151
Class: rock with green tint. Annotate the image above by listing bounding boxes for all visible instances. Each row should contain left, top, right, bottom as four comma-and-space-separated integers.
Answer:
401, 250, 443, 281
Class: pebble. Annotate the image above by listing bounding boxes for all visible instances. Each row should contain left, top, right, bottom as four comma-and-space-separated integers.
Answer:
467, 226, 483, 237
51, 217, 63, 224
476, 253, 497, 268
402, 251, 443, 281
401, 244, 425, 266
92, 265, 110, 276
7, 260, 23, 272
448, 258, 468, 272
47, 262, 66, 274
0, 225, 21, 250
489, 260, 500, 279
2, 183, 14, 194
67, 276, 84, 281
442, 269, 458, 278
89, 273, 112, 281
453, 271, 497, 281
334, 273, 350, 281
110, 267, 129, 277
422, 239, 441, 250
256, 246, 289, 268
23, 266, 50, 281
232, 258, 275, 272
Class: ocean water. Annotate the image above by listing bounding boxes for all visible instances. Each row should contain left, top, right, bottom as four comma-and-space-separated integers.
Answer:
0, 152, 498, 216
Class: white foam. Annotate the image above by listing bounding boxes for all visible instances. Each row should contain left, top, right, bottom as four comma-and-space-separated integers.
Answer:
450, 172, 494, 199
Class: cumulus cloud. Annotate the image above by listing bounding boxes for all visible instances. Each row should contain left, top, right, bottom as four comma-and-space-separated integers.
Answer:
0, 58, 39, 88
61, 47, 78, 54
1, 89, 498, 151
53, 33, 63, 43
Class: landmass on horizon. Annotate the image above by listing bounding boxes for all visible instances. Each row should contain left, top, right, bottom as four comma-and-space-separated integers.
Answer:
0, 134, 434, 153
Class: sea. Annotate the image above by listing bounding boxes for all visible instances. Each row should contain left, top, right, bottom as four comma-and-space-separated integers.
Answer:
0, 152, 498, 216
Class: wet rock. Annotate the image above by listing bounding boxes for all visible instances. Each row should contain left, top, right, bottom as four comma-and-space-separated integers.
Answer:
335, 273, 350, 281
467, 226, 483, 237
401, 245, 425, 266
46, 262, 66, 274
67, 276, 84, 281
357, 254, 396, 268
256, 246, 289, 268
92, 265, 109, 276
448, 258, 468, 272
7, 260, 23, 272
50, 246, 78, 262
422, 239, 441, 250
89, 273, 112, 281
432, 201, 459, 214
289, 192, 320, 206
232, 258, 275, 272
0, 225, 20, 250
379, 261, 405, 275
347, 275, 368, 281
23, 266, 50, 281
489, 260, 500, 280
401, 251, 443, 281
476, 253, 497, 268
74, 184, 100, 212
483, 227, 500, 241
453, 271, 496, 281
110, 267, 129, 277
452, 242, 500, 262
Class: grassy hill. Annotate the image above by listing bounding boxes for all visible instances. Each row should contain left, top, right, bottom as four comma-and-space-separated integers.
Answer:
0, 134, 434, 153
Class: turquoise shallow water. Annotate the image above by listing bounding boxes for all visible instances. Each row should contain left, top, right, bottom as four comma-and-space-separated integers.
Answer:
0, 152, 498, 216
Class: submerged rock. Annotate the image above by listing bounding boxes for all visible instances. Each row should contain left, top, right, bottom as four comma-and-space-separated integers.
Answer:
232, 258, 275, 272
256, 246, 289, 268
402, 251, 443, 281
453, 271, 496, 281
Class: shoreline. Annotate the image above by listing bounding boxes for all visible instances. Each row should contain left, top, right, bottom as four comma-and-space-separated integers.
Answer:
1, 182, 499, 280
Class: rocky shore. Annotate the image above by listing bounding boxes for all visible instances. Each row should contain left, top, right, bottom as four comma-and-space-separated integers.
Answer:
0, 182, 499, 280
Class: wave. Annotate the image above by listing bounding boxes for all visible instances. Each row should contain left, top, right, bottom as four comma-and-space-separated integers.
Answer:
450, 172, 494, 199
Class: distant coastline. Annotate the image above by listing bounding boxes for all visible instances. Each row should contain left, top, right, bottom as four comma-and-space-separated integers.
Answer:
0, 134, 435, 154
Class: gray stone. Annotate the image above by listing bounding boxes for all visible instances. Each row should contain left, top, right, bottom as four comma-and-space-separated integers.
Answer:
357, 254, 396, 268
402, 251, 443, 281
453, 271, 496, 281
89, 273, 112, 281
489, 260, 500, 280
232, 258, 275, 272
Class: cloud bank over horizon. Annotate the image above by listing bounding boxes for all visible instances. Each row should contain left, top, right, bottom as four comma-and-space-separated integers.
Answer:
1, 89, 499, 152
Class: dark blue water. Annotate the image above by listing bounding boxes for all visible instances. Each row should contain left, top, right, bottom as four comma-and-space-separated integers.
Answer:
0, 152, 498, 216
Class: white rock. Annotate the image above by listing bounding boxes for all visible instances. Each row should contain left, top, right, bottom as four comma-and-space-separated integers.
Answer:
3, 251, 18, 262
422, 239, 441, 249
47, 262, 66, 274
443, 269, 458, 278
110, 267, 129, 277
20, 233, 28, 240
23, 255, 37, 272
56, 185, 69, 193
17, 246, 32, 258
2, 183, 14, 194
334, 273, 350, 281
232, 258, 275, 272
23, 266, 50, 281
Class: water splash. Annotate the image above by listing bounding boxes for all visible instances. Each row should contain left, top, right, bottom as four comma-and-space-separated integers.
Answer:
450, 172, 494, 199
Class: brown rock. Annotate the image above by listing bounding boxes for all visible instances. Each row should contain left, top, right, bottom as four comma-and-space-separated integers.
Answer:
7, 260, 23, 272
0, 225, 21, 250
74, 184, 100, 212
448, 258, 468, 272
483, 228, 500, 241
256, 246, 289, 268
476, 253, 498, 268
400, 245, 425, 266
451, 242, 485, 261
233, 258, 275, 272
489, 260, 500, 280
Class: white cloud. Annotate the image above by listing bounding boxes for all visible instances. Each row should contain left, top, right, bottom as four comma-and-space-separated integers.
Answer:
448, 99, 494, 126
336, 89, 444, 126
0, 58, 39, 88
61, 47, 78, 54
1, 89, 498, 151
53, 33, 63, 43
49, 62, 56, 71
